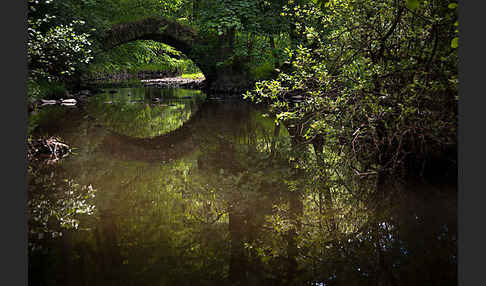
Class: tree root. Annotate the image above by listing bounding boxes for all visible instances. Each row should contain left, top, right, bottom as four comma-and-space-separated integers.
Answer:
28, 137, 71, 164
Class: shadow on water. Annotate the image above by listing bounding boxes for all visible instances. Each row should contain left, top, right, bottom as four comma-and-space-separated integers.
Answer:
28, 87, 456, 286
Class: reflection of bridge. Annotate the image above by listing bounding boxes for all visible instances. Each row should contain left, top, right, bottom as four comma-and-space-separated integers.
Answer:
100, 101, 203, 163
99, 101, 259, 163
103, 17, 249, 91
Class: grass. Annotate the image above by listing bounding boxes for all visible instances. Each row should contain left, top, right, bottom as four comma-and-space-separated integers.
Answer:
181, 72, 204, 79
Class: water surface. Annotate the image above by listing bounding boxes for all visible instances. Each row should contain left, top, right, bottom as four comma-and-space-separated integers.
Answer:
28, 87, 457, 286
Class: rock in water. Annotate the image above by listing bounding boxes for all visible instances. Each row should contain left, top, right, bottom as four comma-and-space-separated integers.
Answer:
61, 99, 77, 104
79, 90, 91, 96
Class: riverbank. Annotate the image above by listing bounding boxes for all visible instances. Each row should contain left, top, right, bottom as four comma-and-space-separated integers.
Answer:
142, 75, 205, 89
86, 70, 182, 83
28, 75, 208, 111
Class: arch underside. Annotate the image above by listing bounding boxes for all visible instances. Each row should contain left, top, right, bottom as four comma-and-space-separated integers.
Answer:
103, 17, 249, 91
103, 17, 213, 79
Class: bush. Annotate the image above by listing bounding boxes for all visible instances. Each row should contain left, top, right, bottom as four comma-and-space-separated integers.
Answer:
27, 0, 94, 82
250, 61, 275, 80
28, 78, 67, 102
245, 0, 458, 176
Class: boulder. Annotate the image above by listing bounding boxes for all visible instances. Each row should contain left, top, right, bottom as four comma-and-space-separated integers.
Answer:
61, 99, 77, 104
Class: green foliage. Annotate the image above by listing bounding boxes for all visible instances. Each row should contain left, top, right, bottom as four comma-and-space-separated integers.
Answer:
451, 37, 458, 48
449, 2, 459, 49
184, 1, 294, 75
246, 0, 458, 175
94, 0, 165, 24
406, 0, 420, 9
196, 0, 264, 35
28, 79, 46, 102
27, 0, 298, 88
28, 78, 67, 102
181, 72, 204, 79
88, 40, 200, 77
250, 61, 275, 80
28, 0, 94, 82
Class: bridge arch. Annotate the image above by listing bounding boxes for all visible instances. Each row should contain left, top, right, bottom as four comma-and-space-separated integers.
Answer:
104, 17, 214, 83
103, 17, 250, 92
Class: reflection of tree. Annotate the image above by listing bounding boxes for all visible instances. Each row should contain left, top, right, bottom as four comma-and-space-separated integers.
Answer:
263, 172, 457, 286
28, 164, 97, 252
191, 102, 295, 285
28, 162, 99, 286
29, 96, 456, 286
87, 88, 203, 138
223, 120, 457, 286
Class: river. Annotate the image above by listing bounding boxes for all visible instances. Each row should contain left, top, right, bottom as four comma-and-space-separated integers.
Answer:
28, 87, 457, 286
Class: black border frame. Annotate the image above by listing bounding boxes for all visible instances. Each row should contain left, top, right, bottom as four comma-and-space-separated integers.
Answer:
3, 0, 477, 285
2, 0, 28, 285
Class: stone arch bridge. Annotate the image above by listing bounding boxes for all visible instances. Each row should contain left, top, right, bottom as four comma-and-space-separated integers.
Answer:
103, 17, 249, 92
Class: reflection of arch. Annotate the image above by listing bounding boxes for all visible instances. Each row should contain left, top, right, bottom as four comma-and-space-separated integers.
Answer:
98, 101, 272, 163
103, 17, 213, 83
100, 101, 204, 163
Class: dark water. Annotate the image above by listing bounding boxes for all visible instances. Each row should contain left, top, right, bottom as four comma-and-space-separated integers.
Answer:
28, 87, 457, 286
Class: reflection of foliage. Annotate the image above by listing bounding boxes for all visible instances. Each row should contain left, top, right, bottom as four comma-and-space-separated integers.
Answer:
83, 156, 231, 284
28, 166, 97, 252
28, 101, 288, 283
192, 110, 456, 285
96, 102, 190, 138
243, 174, 457, 285
28, 98, 456, 285
86, 88, 202, 138
299, 188, 456, 285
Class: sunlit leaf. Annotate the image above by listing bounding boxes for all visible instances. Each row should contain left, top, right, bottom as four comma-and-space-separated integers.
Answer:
451, 37, 459, 49
406, 0, 419, 10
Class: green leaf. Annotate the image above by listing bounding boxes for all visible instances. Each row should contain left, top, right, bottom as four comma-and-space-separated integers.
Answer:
406, 0, 419, 9
448, 3, 458, 9
451, 37, 458, 49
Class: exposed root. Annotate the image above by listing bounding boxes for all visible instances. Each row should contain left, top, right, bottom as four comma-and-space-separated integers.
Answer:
28, 137, 71, 164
